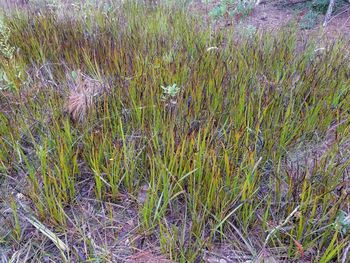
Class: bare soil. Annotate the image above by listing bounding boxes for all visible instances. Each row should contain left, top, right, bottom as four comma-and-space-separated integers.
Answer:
189, 0, 350, 39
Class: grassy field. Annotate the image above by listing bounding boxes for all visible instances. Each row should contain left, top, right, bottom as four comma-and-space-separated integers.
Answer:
0, 1, 349, 262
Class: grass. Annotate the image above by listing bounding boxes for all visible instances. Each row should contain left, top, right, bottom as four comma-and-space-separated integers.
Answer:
0, 0, 350, 262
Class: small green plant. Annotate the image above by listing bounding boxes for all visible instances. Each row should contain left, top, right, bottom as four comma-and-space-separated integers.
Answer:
0, 70, 12, 90
161, 83, 181, 99
209, 3, 228, 18
210, 0, 255, 20
300, 10, 319, 29
335, 210, 350, 235
0, 19, 15, 59
238, 24, 257, 38
231, 0, 255, 18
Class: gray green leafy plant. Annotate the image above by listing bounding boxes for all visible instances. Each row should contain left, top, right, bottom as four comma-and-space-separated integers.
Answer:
300, 10, 319, 29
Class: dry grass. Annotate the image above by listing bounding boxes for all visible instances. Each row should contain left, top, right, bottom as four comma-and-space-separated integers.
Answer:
65, 70, 108, 122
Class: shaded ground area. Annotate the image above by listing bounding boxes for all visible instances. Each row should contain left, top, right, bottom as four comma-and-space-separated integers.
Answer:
189, 0, 350, 38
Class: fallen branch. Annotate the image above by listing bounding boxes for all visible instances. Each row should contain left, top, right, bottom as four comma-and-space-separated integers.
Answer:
323, 0, 336, 26
264, 205, 300, 247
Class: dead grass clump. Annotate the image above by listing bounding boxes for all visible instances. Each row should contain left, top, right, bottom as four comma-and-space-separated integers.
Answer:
65, 70, 108, 122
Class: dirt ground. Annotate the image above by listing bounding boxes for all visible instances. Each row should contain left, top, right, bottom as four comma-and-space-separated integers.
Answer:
189, 0, 350, 39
